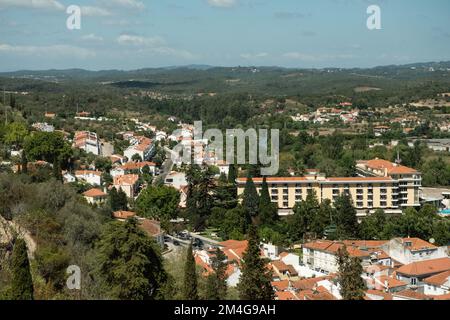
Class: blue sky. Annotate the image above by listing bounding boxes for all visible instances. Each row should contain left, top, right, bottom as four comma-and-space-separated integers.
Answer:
0, 0, 449, 71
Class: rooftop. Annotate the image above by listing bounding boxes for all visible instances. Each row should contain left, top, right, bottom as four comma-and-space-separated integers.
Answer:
396, 258, 450, 277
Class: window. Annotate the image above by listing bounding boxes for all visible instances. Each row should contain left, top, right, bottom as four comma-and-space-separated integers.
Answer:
411, 278, 417, 285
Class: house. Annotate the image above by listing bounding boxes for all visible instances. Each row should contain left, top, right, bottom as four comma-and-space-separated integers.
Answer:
302, 240, 372, 274
124, 136, 155, 162
395, 257, 450, 287
62, 172, 76, 184
392, 289, 432, 300
44, 112, 56, 119
381, 238, 448, 265
164, 171, 188, 190
112, 210, 136, 220
113, 174, 140, 198
110, 161, 157, 178
83, 188, 107, 205
271, 260, 299, 281
75, 170, 102, 186
139, 219, 164, 248
73, 131, 100, 156
423, 270, 450, 296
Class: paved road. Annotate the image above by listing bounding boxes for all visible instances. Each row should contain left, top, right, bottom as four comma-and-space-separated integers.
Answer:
153, 146, 175, 185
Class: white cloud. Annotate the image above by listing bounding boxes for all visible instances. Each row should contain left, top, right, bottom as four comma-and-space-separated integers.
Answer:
81, 34, 104, 42
240, 52, 268, 59
0, 43, 95, 59
116, 34, 198, 60
207, 0, 236, 8
103, 0, 145, 10
0, 0, 64, 10
117, 34, 166, 47
81, 6, 112, 17
283, 52, 355, 61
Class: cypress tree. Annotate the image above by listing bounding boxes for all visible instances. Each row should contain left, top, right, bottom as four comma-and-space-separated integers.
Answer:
205, 248, 228, 300
116, 188, 129, 211
259, 176, 271, 206
10, 238, 34, 300
336, 246, 366, 300
334, 193, 359, 239
227, 165, 237, 185
258, 176, 278, 225
183, 242, 198, 300
237, 226, 274, 300
242, 173, 259, 219
109, 187, 119, 211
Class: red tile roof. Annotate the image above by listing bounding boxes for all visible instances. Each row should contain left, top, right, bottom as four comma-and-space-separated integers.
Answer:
82, 188, 106, 198
362, 159, 418, 175
394, 289, 432, 300
114, 174, 139, 186
396, 258, 450, 277
113, 211, 136, 219
139, 219, 162, 237
423, 270, 450, 286
399, 238, 437, 251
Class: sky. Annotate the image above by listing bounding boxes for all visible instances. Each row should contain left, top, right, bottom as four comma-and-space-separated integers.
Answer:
0, 0, 449, 71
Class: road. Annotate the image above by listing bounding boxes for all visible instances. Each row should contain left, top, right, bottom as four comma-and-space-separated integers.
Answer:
153, 146, 175, 185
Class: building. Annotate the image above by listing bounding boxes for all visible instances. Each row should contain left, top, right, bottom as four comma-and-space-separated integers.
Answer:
423, 271, 450, 296
381, 238, 448, 265
164, 171, 188, 190
73, 131, 100, 155
356, 158, 421, 209
395, 257, 450, 287
83, 188, 107, 205
32, 122, 54, 132
75, 170, 102, 186
113, 174, 140, 198
124, 136, 155, 162
139, 219, 164, 248
237, 159, 421, 216
112, 210, 136, 220
302, 240, 373, 274
110, 161, 157, 178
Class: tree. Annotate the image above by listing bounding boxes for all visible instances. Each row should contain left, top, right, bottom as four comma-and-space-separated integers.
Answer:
227, 164, 237, 184
334, 193, 359, 239
24, 132, 72, 169
242, 173, 259, 220
10, 238, 34, 300
109, 187, 128, 211
183, 242, 198, 300
237, 226, 274, 300
220, 206, 249, 240
205, 248, 227, 300
359, 209, 387, 240
336, 247, 366, 300
288, 190, 319, 241
4, 122, 28, 148
258, 176, 278, 225
136, 185, 179, 220
131, 153, 142, 162
95, 219, 167, 300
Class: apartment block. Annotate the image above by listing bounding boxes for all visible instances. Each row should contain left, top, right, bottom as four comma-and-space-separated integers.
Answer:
236, 159, 421, 216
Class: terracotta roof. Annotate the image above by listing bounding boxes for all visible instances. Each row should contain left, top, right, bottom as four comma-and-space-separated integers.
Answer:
75, 170, 102, 177
139, 219, 162, 237
113, 211, 136, 219
303, 289, 336, 301
394, 289, 432, 300
423, 270, 450, 286
326, 177, 392, 182
292, 276, 330, 290
82, 188, 106, 198
342, 240, 388, 248
433, 293, 450, 300
236, 177, 307, 183
271, 280, 290, 291
399, 238, 437, 251
271, 261, 298, 276
396, 258, 450, 277
119, 161, 156, 171
363, 159, 418, 175
114, 174, 139, 186
275, 291, 298, 301
376, 275, 407, 289
303, 240, 370, 258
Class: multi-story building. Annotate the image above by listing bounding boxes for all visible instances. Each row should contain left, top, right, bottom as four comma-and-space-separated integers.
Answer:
73, 131, 100, 155
236, 159, 421, 216
124, 136, 155, 162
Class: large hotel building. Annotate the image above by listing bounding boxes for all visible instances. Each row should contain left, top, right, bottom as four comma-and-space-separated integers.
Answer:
237, 159, 421, 217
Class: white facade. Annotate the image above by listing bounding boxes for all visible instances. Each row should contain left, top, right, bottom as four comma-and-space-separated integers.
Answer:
164, 172, 188, 190
75, 171, 102, 186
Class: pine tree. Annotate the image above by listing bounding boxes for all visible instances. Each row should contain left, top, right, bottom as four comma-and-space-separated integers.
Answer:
116, 188, 128, 211
10, 238, 34, 300
259, 176, 271, 206
95, 219, 167, 300
237, 226, 274, 300
205, 248, 228, 300
336, 246, 366, 300
242, 173, 259, 219
183, 242, 198, 300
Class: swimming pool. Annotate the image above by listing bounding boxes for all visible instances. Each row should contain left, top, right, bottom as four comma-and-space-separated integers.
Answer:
439, 209, 450, 215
